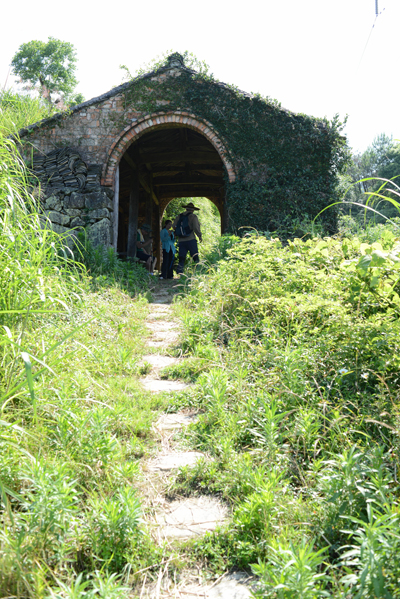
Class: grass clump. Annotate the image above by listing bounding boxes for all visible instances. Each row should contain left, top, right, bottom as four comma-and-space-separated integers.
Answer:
0, 123, 163, 596
0, 89, 58, 135
172, 225, 400, 596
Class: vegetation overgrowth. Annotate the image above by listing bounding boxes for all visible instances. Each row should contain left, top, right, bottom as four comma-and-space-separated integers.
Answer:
0, 90, 58, 136
170, 213, 400, 596
119, 52, 349, 234
2, 86, 400, 597
0, 115, 165, 597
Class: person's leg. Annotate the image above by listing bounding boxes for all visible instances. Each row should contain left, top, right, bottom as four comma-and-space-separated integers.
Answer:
161, 249, 168, 278
136, 249, 151, 270
188, 239, 199, 263
167, 249, 174, 278
177, 241, 188, 273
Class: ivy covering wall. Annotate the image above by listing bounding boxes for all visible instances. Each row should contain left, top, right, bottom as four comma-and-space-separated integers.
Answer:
121, 55, 349, 234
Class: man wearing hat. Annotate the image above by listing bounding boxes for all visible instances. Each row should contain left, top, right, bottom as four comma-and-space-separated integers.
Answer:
173, 202, 202, 274
136, 223, 157, 273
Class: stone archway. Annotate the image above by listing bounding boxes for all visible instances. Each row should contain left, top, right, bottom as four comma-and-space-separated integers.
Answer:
107, 112, 235, 260
102, 112, 236, 187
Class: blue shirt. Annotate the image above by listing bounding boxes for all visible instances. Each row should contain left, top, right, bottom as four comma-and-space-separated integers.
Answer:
160, 228, 176, 254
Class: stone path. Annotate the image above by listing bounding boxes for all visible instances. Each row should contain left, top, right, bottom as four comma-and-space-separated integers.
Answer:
136, 280, 255, 598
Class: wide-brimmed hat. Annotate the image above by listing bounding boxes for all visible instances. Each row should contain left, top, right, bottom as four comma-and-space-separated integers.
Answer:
183, 202, 200, 211
140, 223, 152, 231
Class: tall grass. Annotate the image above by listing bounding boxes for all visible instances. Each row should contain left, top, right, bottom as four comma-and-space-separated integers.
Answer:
0, 89, 57, 135
171, 213, 400, 595
0, 106, 160, 597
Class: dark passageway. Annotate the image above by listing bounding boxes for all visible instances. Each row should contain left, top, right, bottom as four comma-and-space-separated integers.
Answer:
116, 125, 226, 261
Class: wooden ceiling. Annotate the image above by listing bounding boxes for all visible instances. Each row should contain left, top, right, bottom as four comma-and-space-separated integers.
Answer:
118, 126, 225, 208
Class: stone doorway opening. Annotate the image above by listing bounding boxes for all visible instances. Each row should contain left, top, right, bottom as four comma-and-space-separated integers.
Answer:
116, 125, 226, 262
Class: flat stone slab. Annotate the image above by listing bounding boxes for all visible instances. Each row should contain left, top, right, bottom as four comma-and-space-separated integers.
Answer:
141, 378, 188, 393
141, 354, 179, 369
136, 570, 255, 598
152, 296, 172, 304
147, 340, 167, 348
156, 413, 198, 431
155, 496, 228, 539
147, 451, 205, 472
148, 306, 172, 314
183, 573, 254, 598
146, 321, 178, 332
147, 330, 179, 345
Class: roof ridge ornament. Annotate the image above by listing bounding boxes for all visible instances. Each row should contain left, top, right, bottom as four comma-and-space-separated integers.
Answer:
165, 53, 185, 69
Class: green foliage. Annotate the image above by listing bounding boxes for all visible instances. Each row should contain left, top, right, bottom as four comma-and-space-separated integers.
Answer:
0, 122, 161, 596
75, 233, 150, 296
252, 540, 331, 598
0, 90, 57, 135
347, 134, 394, 196
121, 50, 210, 80
11, 37, 79, 104
47, 571, 129, 598
85, 487, 143, 570
172, 221, 400, 593
345, 134, 400, 221
118, 56, 348, 236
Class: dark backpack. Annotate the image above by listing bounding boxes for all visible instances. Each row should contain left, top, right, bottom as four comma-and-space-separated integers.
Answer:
175, 213, 192, 237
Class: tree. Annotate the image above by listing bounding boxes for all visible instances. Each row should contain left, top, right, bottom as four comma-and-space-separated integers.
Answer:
347, 133, 394, 195
343, 134, 400, 221
11, 37, 79, 105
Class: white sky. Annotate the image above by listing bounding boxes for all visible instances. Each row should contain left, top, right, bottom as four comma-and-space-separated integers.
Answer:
1, 0, 399, 154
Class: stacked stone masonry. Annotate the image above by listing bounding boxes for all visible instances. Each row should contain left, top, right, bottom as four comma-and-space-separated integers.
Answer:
18, 53, 344, 249
20, 63, 235, 249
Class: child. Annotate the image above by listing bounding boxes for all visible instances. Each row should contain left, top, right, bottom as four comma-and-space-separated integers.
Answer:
160, 220, 176, 279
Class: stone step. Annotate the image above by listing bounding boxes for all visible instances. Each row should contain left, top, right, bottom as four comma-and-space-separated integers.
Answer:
141, 354, 180, 370
146, 321, 179, 332
153, 496, 228, 540
141, 378, 189, 393
180, 573, 255, 598
137, 571, 255, 598
147, 451, 205, 472
155, 413, 198, 431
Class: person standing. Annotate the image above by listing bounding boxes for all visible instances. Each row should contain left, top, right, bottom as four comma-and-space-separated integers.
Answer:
160, 219, 176, 279
173, 202, 202, 274
136, 223, 157, 273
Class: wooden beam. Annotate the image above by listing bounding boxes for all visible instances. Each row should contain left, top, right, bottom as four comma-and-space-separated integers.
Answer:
154, 178, 223, 186
150, 165, 224, 174
113, 165, 119, 251
155, 187, 222, 198
127, 169, 139, 259
139, 151, 222, 164
145, 173, 153, 228
122, 154, 159, 205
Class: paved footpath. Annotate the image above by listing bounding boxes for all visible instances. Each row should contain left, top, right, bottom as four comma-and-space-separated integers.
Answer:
134, 280, 255, 599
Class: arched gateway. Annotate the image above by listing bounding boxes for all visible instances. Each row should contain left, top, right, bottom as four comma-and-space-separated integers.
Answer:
104, 112, 235, 260
19, 53, 347, 256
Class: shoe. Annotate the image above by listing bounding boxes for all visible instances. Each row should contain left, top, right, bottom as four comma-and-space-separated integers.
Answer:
159, 276, 164, 280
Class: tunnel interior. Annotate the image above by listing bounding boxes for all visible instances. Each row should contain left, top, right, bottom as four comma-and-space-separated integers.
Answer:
116, 125, 226, 259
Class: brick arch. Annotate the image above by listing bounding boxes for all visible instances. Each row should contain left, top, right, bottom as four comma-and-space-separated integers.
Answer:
101, 111, 236, 187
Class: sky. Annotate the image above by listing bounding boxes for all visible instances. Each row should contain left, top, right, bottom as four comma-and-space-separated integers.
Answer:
1, 0, 399, 154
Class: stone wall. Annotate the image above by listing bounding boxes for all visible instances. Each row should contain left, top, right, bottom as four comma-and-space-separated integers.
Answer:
34, 145, 115, 251
20, 83, 150, 173
40, 185, 114, 248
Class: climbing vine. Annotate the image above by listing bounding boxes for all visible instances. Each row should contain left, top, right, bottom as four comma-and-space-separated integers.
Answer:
119, 54, 349, 234
19, 53, 350, 235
